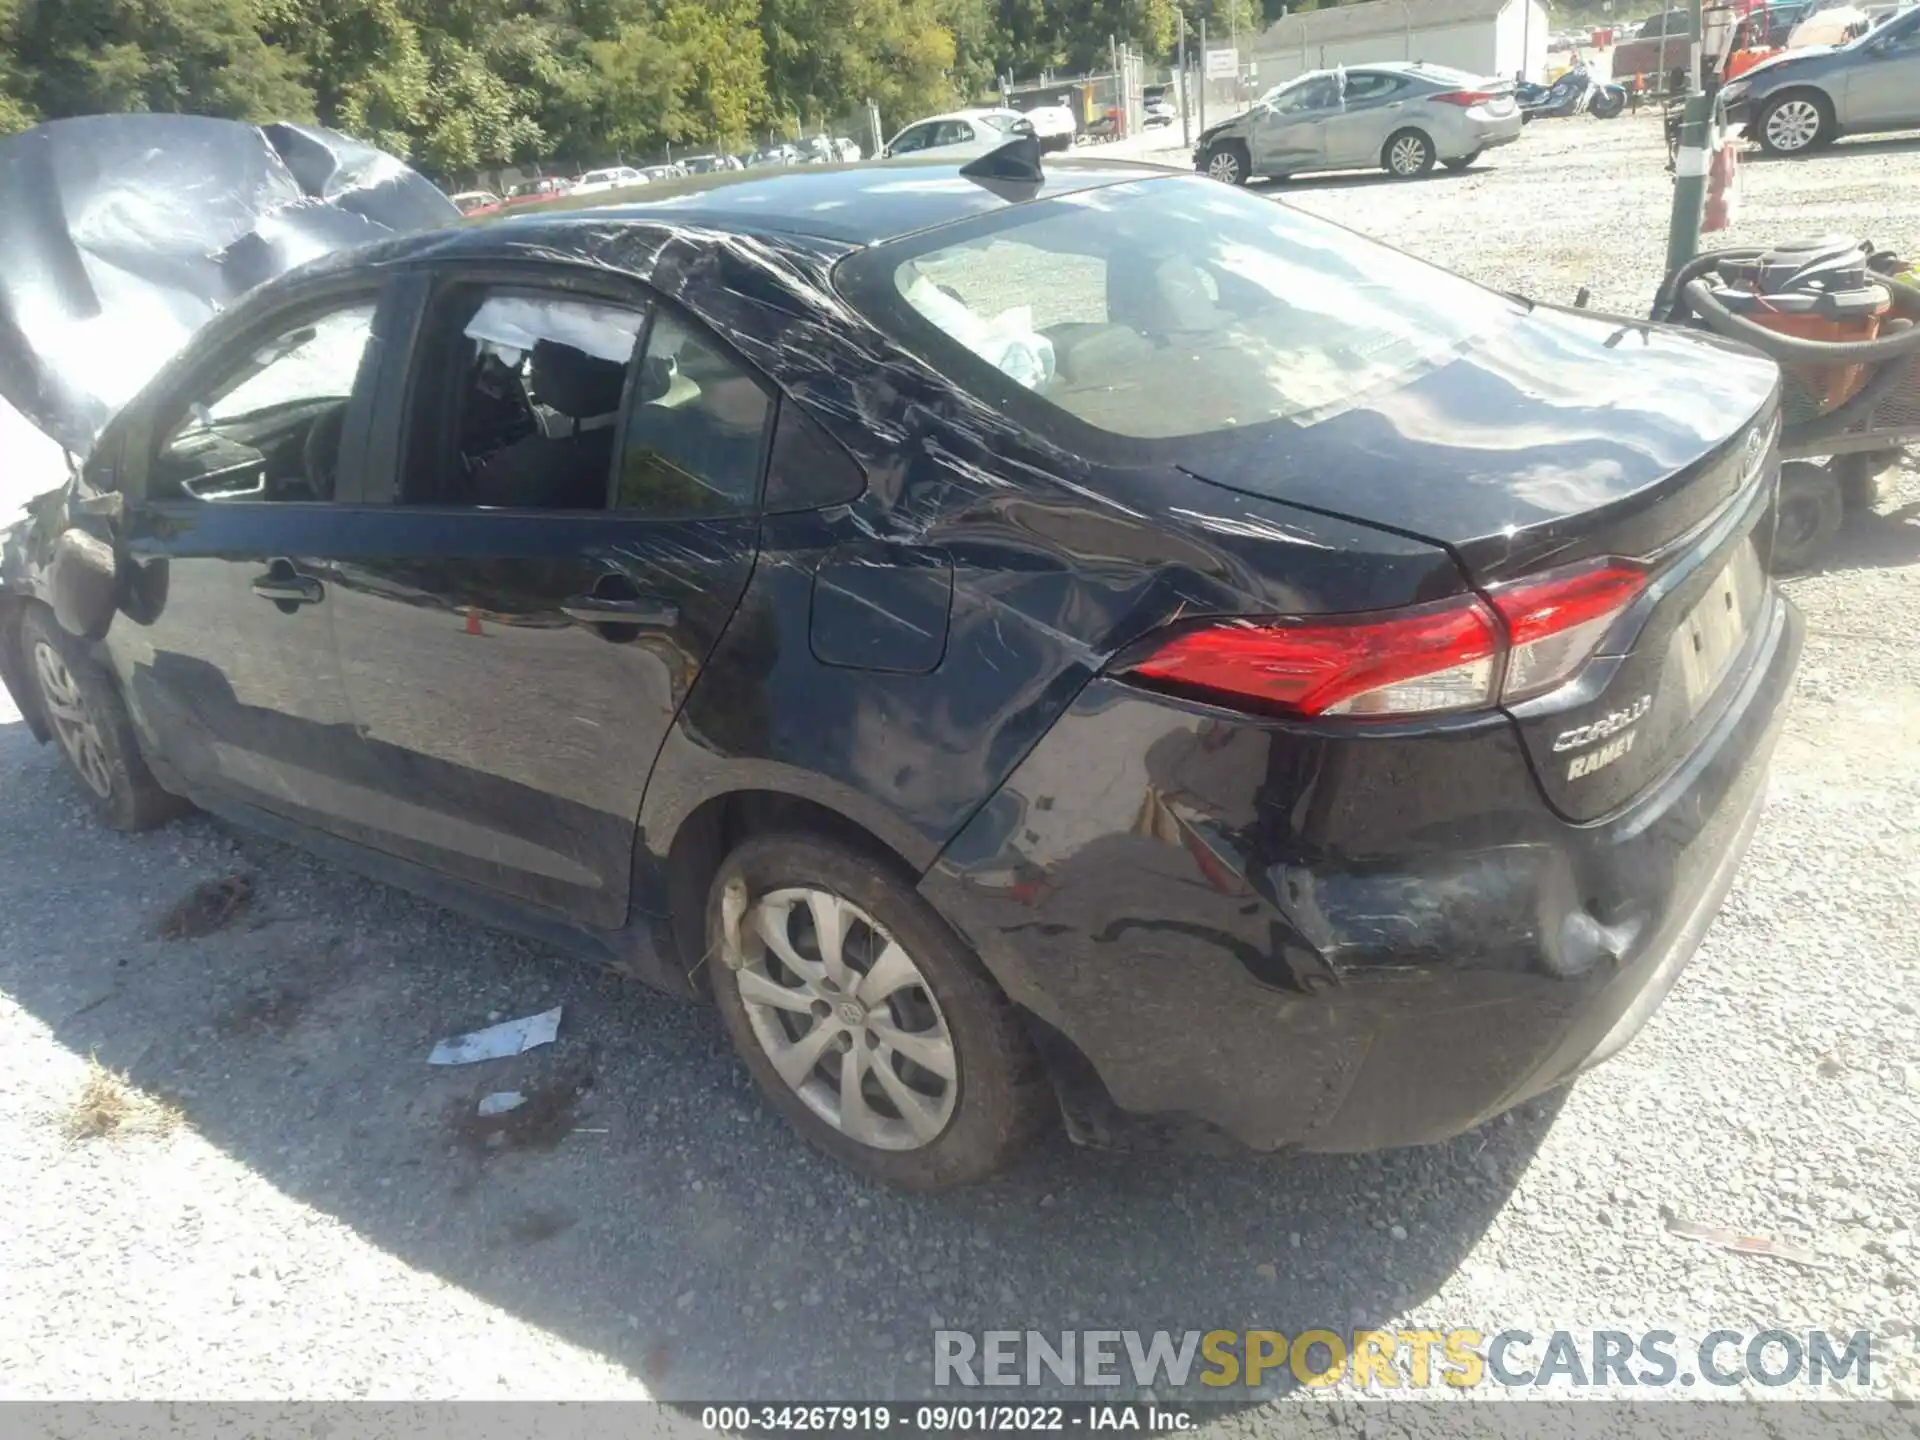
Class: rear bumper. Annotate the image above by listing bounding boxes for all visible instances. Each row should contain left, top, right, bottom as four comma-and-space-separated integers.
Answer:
923, 589, 1801, 1154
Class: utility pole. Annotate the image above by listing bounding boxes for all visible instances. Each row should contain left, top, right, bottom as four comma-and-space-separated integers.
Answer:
1199, 17, 1208, 133
1663, 0, 1710, 279
1179, 10, 1190, 149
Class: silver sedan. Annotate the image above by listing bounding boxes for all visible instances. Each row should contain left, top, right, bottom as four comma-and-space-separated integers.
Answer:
1194, 62, 1523, 183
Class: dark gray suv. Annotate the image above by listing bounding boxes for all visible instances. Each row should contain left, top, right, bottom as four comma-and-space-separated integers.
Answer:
1722, 5, 1920, 154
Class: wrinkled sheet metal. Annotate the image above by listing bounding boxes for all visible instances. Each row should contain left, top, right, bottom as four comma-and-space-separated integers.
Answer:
0, 114, 457, 460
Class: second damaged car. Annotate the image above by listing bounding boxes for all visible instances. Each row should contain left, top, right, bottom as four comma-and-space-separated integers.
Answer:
2, 133, 1799, 1190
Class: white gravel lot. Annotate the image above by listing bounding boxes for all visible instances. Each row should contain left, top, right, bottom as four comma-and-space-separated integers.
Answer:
2, 113, 1917, 1418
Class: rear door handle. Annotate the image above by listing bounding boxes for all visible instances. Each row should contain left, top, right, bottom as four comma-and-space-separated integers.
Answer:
562, 594, 678, 628
251, 572, 324, 605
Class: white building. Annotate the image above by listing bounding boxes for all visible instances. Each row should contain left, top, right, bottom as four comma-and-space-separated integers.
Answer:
1253, 0, 1552, 88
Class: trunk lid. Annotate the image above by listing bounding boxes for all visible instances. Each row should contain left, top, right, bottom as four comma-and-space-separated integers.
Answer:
1179, 305, 1781, 819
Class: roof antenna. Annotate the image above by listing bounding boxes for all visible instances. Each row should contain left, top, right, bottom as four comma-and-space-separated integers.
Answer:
958, 133, 1045, 192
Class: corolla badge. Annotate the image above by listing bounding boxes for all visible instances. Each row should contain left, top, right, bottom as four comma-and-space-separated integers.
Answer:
1553, 694, 1652, 753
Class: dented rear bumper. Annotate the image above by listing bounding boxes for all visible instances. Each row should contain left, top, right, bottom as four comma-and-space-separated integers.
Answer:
922, 588, 1801, 1153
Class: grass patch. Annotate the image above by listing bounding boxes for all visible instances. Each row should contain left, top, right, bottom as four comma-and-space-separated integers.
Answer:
63, 1057, 182, 1142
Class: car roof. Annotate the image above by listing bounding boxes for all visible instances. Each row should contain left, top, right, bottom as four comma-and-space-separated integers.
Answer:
438, 154, 1168, 248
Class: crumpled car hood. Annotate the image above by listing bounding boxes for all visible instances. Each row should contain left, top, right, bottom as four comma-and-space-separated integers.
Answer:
0, 114, 457, 462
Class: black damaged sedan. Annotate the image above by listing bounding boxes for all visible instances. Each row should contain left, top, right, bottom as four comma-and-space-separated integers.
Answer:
2, 137, 1799, 1189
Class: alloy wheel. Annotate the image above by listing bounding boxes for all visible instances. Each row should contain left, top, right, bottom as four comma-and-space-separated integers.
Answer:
1764, 99, 1821, 153
1389, 135, 1430, 175
32, 640, 114, 799
735, 886, 958, 1151
1206, 148, 1242, 183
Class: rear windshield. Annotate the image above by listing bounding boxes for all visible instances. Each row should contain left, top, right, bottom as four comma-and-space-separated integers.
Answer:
836, 177, 1516, 442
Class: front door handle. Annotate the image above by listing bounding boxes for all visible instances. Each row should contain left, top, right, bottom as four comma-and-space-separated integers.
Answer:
251, 569, 323, 605
562, 594, 678, 628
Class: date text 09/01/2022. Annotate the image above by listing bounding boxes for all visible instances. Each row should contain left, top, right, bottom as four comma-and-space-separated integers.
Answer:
700, 1405, 1192, 1433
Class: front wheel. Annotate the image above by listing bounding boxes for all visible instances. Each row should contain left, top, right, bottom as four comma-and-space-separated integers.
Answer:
709, 834, 1053, 1190
20, 606, 189, 830
1590, 88, 1625, 119
1383, 129, 1436, 178
1204, 141, 1249, 185
1757, 91, 1832, 156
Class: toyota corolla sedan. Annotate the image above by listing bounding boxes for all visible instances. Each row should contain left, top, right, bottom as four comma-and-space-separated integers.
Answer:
2, 140, 1799, 1190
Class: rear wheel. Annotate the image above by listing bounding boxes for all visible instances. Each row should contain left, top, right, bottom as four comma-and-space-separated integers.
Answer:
1204, 140, 1250, 185
20, 606, 188, 830
709, 834, 1052, 1190
1768, 461, 1844, 573
1757, 91, 1832, 156
1383, 129, 1436, 178
1442, 149, 1483, 172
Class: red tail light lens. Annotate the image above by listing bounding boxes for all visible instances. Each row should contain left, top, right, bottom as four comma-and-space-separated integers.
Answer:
1432, 89, 1497, 106
1122, 597, 1501, 719
1489, 560, 1648, 701
1119, 560, 1648, 720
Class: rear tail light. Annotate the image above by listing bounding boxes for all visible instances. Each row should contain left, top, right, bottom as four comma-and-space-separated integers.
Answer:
1489, 561, 1648, 701
1432, 89, 1497, 106
1119, 560, 1647, 720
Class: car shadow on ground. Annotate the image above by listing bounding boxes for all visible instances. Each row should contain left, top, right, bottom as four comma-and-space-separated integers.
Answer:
1250, 167, 1487, 194
1743, 130, 1920, 163
0, 720, 1558, 1403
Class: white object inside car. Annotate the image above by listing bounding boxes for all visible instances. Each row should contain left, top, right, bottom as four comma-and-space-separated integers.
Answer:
898, 266, 1055, 390
464, 294, 644, 366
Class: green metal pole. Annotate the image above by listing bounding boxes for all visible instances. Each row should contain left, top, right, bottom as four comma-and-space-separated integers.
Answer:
1663, 0, 1710, 279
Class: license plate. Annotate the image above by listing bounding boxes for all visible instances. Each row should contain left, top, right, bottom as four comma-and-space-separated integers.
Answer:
1677, 542, 1761, 711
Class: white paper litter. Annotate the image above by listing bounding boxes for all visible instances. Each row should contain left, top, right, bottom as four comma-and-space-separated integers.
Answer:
477, 1091, 527, 1117
427, 1007, 562, 1065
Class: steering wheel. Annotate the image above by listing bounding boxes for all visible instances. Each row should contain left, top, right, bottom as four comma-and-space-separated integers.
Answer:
302, 404, 348, 499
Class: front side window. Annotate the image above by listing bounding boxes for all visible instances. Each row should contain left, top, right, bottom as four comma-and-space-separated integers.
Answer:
404, 285, 644, 509
616, 310, 771, 517
842, 176, 1516, 443
1274, 75, 1340, 113
891, 125, 931, 154
155, 297, 377, 502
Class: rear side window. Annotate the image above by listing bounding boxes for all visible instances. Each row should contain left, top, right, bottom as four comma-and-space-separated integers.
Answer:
839, 177, 1516, 443
617, 310, 771, 516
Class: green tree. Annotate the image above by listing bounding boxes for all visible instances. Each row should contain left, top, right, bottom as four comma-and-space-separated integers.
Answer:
18, 0, 313, 123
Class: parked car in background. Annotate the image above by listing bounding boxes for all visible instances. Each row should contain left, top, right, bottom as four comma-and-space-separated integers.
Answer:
682, 154, 744, 174
572, 166, 645, 195
1144, 96, 1177, 127
1722, 3, 1920, 150
1022, 99, 1078, 153
449, 190, 501, 215
1196, 62, 1521, 183
640, 163, 686, 182
505, 176, 573, 205
882, 109, 1035, 159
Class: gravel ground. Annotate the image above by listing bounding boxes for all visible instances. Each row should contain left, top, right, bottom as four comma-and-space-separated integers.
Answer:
3, 114, 1918, 1417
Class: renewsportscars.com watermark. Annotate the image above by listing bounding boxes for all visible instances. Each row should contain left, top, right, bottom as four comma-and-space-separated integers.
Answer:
933, 1328, 1877, 1392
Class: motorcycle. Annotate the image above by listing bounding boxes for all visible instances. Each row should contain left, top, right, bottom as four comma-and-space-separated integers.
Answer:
1516, 62, 1627, 121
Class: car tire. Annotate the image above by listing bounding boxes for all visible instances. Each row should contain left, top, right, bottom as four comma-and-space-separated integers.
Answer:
708, 833, 1053, 1190
1442, 149, 1483, 172
1756, 90, 1833, 156
1204, 141, 1250, 185
1383, 129, 1437, 178
1768, 461, 1844, 574
19, 605, 189, 831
